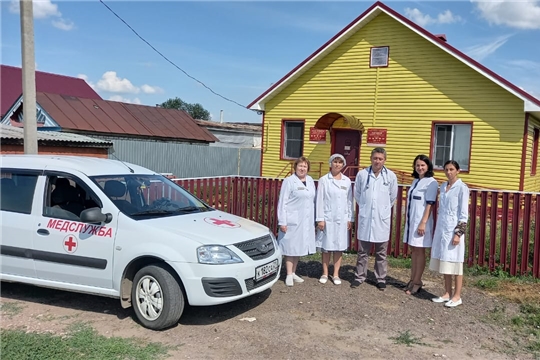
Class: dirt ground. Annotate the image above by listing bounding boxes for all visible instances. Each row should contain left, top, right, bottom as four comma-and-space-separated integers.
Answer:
0, 256, 535, 360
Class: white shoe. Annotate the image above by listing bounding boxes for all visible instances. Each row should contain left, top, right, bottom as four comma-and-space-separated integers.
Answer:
319, 275, 328, 284
444, 298, 462, 307
332, 277, 342, 285
432, 296, 450, 303
292, 273, 304, 283
285, 275, 294, 287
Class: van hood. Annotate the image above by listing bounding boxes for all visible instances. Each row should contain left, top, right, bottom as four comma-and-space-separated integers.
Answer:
148, 210, 271, 245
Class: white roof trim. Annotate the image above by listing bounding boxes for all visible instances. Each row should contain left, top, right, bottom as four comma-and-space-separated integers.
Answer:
0, 95, 60, 128
249, 4, 540, 112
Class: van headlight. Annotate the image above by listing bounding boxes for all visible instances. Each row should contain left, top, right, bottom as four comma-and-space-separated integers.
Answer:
197, 245, 243, 264
269, 231, 277, 246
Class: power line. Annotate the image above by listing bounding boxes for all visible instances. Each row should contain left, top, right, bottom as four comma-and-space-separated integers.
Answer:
99, 0, 249, 110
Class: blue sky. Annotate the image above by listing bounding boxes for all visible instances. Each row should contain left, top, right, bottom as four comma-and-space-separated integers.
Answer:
1, 0, 540, 123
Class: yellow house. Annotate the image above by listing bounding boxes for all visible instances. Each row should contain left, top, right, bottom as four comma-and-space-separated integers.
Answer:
248, 1, 540, 191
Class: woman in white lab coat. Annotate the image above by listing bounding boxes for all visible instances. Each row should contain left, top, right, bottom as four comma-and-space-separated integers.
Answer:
315, 154, 354, 285
403, 155, 439, 295
277, 156, 316, 287
430, 160, 469, 308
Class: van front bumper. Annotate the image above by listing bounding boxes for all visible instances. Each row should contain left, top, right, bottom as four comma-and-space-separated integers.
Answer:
168, 254, 282, 306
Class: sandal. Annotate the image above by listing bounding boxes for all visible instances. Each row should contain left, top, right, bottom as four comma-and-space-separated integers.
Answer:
319, 275, 328, 284
406, 282, 423, 295
403, 280, 413, 292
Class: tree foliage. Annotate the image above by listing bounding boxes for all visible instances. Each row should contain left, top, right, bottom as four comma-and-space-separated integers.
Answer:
159, 97, 211, 120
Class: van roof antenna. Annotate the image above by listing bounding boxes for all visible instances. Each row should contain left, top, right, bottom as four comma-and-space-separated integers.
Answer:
110, 152, 135, 173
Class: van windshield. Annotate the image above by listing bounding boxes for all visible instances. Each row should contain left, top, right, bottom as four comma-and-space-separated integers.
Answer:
90, 174, 212, 219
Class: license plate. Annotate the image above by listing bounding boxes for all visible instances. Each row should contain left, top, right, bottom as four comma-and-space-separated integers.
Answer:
255, 259, 278, 281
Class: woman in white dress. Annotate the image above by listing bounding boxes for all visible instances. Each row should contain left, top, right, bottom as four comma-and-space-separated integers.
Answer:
277, 157, 316, 287
403, 155, 438, 295
315, 154, 354, 285
430, 160, 469, 307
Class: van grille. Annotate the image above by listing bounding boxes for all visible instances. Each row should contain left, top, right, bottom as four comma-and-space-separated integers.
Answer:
234, 235, 275, 261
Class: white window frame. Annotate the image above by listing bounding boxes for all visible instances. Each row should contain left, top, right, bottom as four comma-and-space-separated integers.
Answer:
432, 123, 472, 171
282, 121, 304, 160
370, 46, 389, 68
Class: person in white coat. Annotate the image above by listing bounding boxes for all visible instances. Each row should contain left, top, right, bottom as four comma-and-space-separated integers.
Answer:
430, 160, 469, 307
277, 156, 316, 287
403, 154, 439, 295
351, 147, 398, 290
316, 154, 354, 285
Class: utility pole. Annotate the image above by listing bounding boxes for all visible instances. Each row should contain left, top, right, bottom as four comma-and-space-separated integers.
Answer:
20, 0, 38, 154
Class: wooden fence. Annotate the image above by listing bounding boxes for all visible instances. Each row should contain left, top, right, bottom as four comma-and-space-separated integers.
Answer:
168, 176, 540, 278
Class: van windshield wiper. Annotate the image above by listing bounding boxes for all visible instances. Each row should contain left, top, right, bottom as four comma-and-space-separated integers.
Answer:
176, 206, 203, 213
130, 209, 177, 216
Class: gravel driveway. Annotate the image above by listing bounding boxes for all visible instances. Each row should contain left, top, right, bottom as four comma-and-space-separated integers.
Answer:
0, 255, 532, 359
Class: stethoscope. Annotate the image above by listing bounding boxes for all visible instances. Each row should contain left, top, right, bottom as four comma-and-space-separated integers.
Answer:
365, 166, 389, 189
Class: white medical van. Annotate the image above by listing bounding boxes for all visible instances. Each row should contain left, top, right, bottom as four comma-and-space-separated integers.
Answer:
0, 155, 281, 330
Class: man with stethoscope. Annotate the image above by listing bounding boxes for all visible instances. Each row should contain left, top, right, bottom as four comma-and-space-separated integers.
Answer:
351, 147, 398, 290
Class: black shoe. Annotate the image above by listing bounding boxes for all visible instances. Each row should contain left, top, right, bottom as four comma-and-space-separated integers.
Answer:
376, 282, 386, 291
350, 280, 362, 288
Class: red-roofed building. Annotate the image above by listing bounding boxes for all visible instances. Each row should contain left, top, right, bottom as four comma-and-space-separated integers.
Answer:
0, 64, 102, 117
1, 92, 217, 144
248, 1, 540, 191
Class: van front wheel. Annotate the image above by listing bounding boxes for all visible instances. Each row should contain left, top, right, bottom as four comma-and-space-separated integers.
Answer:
131, 264, 184, 330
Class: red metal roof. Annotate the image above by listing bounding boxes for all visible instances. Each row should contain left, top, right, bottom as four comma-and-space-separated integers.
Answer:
27, 93, 218, 143
0, 64, 102, 117
248, 1, 540, 110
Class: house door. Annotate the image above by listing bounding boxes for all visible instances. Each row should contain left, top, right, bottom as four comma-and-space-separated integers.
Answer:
333, 130, 361, 178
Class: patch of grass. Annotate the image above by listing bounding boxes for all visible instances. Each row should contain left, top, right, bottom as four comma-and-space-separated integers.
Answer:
0, 302, 25, 317
387, 256, 412, 269
511, 303, 540, 355
389, 330, 426, 347
473, 278, 500, 290
0, 322, 174, 360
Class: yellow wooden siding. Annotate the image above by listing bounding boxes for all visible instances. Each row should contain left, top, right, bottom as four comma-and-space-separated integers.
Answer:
261, 13, 525, 190
523, 116, 540, 192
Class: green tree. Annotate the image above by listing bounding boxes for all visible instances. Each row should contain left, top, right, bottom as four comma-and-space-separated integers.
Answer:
159, 97, 211, 120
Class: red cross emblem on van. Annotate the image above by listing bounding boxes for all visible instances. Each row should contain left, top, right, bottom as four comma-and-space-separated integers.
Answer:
204, 217, 240, 228
63, 235, 78, 254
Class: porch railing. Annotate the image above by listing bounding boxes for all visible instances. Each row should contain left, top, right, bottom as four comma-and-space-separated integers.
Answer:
170, 176, 540, 278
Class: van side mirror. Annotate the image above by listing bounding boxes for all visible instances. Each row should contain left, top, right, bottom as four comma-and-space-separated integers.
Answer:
80, 207, 113, 224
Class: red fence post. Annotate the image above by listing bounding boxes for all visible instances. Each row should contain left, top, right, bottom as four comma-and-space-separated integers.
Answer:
489, 192, 498, 271
468, 191, 478, 267
478, 191, 488, 267
394, 186, 404, 257
533, 194, 540, 278
500, 193, 510, 271
510, 193, 521, 276
521, 194, 532, 275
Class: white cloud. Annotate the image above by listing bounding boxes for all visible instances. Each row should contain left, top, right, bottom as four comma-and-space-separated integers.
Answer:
109, 95, 142, 105
404, 8, 462, 27
96, 71, 140, 94
506, 60, 540, 75
83, 72, 164, 96
9, 0, 74, 31
472, 0, 540, 30
52, 18, 74, 31
464, 34, 513, 61
140, 84, 164, 94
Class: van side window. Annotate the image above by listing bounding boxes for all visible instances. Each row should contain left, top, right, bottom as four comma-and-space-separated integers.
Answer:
0, 172, 38, 214
43, 176, 101, 221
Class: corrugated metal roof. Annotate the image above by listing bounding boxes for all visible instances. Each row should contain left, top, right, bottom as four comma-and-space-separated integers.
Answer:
31, 93, 218, 143
0, 124, 112, 146
0, 65, 102, 117
194, 119, 262, 133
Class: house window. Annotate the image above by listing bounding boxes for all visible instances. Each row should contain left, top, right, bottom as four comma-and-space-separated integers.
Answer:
370, 46, 389, 67
432, 123, 472, 171
532, 128, 539, 176
281, 121, 304, 159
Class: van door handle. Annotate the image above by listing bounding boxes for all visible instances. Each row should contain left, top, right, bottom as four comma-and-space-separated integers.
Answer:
37, 229, 50, 235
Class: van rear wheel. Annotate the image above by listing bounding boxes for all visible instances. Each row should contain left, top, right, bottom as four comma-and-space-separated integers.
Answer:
131, 264, 184, 330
